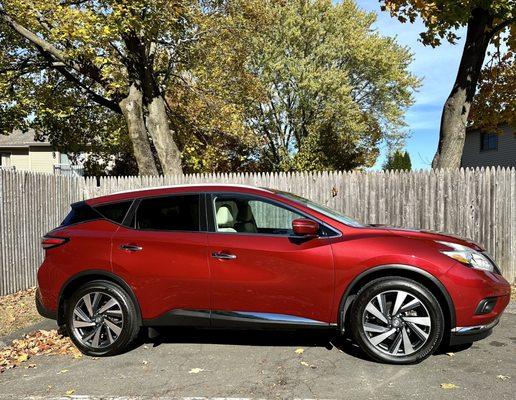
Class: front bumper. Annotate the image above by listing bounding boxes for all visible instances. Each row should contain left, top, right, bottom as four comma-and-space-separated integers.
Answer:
449, 318, 499, 346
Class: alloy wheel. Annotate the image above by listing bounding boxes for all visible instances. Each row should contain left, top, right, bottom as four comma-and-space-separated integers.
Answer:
71, 291, 124, 349
362, 290, 432, 356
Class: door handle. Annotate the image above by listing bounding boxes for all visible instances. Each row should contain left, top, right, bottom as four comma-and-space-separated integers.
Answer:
120, 244, 143, 252
212, 251, 237, 260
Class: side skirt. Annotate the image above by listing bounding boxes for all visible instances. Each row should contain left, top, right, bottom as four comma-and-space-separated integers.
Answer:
143, 309, 336, 330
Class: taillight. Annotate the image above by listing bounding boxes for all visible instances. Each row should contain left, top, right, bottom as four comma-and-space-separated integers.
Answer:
41, 236, 69, 249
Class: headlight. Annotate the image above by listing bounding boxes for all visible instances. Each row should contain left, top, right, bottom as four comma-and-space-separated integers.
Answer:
437, 241, 494, 272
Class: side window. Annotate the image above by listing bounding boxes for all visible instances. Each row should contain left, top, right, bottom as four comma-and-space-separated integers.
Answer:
214, 195, 303, 235
94, 201, 132, 224
135, 195, 200, 231
61, 202, 100, 226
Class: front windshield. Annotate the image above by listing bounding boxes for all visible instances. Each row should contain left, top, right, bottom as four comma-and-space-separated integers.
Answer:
271, 190, 364, 228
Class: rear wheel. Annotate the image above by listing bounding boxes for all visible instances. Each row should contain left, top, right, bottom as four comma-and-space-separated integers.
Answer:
350, 277, 444, 364
65, 280, 140, 356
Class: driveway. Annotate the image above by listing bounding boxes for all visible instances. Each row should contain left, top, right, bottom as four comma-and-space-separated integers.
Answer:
1, 310, 515, 400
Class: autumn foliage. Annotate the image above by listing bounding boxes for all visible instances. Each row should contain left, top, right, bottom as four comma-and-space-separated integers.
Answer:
0, 329, 82, 374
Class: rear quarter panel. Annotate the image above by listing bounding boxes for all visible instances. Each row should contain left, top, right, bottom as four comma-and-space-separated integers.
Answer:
37, 220, 118, 310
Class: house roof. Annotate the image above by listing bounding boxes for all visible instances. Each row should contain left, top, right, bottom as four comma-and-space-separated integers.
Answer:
0, 129, 51, 148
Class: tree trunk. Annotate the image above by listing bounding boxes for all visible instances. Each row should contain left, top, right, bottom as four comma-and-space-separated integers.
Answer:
119, 84, 159, 175
145, 95, 183, 175
432, 8, 493, 169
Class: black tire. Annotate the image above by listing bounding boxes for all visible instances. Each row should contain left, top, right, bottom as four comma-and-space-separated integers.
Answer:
65, 280, 140, 356
350, 277, 444, 364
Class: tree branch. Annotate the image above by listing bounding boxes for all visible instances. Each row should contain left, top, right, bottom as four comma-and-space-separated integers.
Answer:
487, 17, 515, 41
51, 64, 121, 113
0, 8, 111, 89
31, 47, 122, 113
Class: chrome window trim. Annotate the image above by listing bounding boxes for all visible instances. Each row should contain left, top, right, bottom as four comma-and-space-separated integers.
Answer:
209, 192, 342, 238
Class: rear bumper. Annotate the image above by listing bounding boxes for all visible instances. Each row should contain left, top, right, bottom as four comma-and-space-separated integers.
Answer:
35, 288, 57, 320
449, 318, 499, 346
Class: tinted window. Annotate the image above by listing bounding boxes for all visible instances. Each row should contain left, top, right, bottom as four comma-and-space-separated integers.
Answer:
214, 195, 303, 235
135, 195, 200, 231
61, 202, 100, 226
94, 201, 132, 224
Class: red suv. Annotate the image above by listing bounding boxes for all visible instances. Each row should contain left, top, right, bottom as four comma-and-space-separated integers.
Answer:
36, 185, 510, 364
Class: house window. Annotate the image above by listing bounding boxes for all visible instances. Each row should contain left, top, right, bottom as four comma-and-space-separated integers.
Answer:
480, 132, 498, 151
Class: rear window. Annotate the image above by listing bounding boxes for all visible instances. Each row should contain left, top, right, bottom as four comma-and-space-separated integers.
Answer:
94, 201, 132, 224
61, 202, 100, 226
135, 195, 200, 231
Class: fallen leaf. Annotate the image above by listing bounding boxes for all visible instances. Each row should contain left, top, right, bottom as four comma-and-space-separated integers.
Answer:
25, 364, 36, 369
300, 361, 316, 368
0, 329, 84, 373
295, 348, 305, 354
65, 389, 75, 395
497, 375, 510, 381
57, 369, 69, 374
440, 383, 459, 389
189, 367, 204, 374
0, 287, 40, 338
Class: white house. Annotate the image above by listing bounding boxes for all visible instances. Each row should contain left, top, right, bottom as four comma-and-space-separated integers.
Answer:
0, 129, 83, 175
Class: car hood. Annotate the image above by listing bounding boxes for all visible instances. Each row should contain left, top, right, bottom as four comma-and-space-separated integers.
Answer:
370, 226, 483, 251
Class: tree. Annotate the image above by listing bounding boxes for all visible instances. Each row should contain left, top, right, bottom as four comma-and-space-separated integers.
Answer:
379, 0, 515, 168
383, 149, 412, 171
164, 1, 266, 173
247, 0, 419, 171
0, 0, 264, 175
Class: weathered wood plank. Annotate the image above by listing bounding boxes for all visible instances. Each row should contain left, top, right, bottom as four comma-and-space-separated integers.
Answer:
0, 168, 515, 295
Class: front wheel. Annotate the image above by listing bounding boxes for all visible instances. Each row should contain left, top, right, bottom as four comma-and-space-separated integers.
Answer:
350, 277, 444, 364
65, 280, 140, 356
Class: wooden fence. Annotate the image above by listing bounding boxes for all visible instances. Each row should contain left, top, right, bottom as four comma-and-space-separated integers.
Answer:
0, 170, 84, 295
1, 167, 515, 295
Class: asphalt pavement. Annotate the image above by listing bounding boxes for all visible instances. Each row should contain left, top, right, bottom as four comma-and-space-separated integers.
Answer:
1, 308, 515, 400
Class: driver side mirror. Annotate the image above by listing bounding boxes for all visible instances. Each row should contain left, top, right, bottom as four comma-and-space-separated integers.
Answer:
292, 218, 319, 238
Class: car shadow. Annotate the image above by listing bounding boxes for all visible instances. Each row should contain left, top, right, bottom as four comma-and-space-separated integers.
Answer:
132, 327, 474, 363
136, 327, 373, 362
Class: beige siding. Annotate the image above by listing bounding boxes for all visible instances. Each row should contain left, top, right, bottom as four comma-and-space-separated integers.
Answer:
28, 147, 58, 174
0, 146, 58, 172
3, 148, 31, 171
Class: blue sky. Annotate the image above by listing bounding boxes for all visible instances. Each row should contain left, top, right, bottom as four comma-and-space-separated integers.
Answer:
355, 1, 466, 170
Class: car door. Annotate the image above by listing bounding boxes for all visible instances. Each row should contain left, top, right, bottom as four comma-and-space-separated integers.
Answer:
207, 192, 335, 326
111, 193, 210, 324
